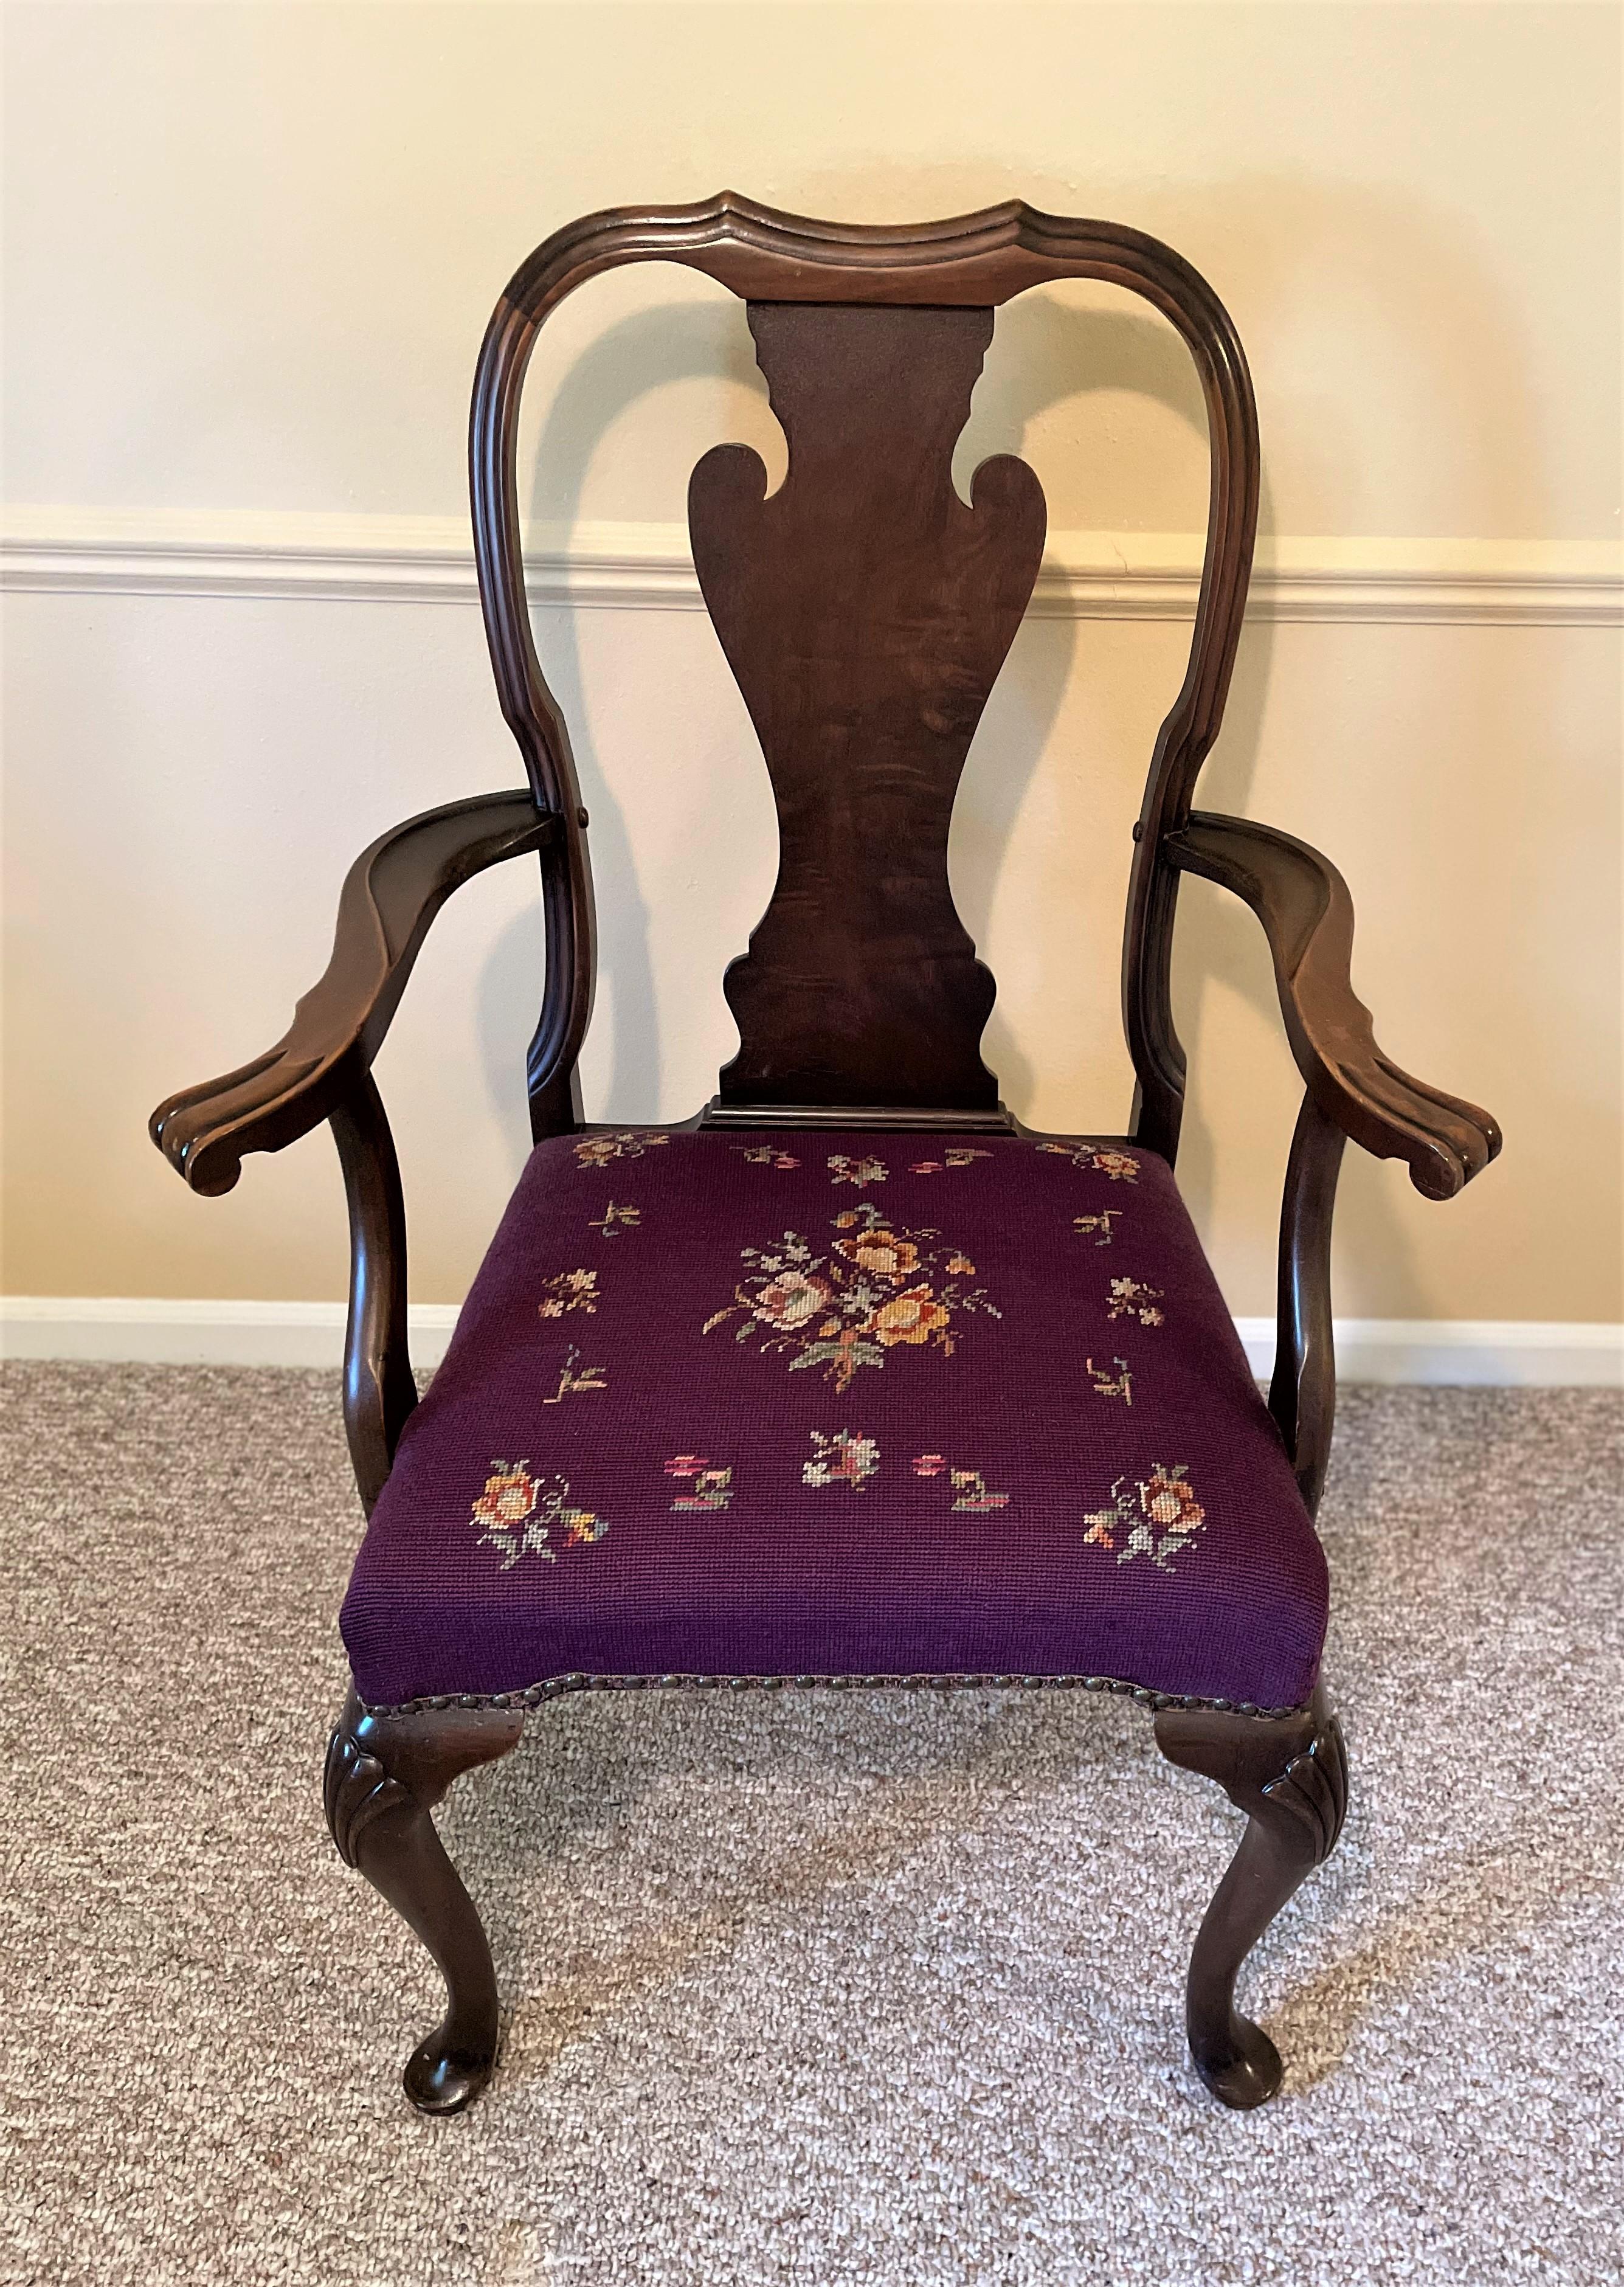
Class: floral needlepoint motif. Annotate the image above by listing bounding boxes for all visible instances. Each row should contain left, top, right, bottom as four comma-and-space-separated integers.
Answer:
473, 1461, 608, 1570
828, 1154, 888, 1188
703, 1202, 1000, 1391
804, 1430, 880, 1489
734, 1145, 801, 1170
665, 1456, 734, 1510
912, 1455, 1008, 1512
1085, 1355, 1134, 1405
1107, 1276, 1165, 1327
1037, 1142, 1141, 1182
950, 1469, 1009, 1512
544, 1343, 606, 1402
910, 1147, 993, 1174
537, 1269, 599, 1318
589, 1202, 641, 1239
573, 1130, 671, 1169
1082, 1464, 1206, 1573
1073, 1212, 1121, 1247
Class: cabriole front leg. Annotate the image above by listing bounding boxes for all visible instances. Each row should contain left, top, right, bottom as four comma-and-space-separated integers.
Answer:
323, 1690, 523, 2112
1154, 1689, 1348, 2108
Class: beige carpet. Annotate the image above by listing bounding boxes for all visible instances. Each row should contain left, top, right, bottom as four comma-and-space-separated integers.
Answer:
2, 1366, 1620, 2286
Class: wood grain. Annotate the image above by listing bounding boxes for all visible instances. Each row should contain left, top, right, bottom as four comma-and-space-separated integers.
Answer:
470, 190, 1260, 1143
690, 303, 1044, 1110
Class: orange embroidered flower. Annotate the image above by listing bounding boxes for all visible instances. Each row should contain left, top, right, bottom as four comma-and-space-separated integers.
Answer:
865, 1285, 950, 1346
833, 1228, 920, 1281
472, 1465, 539, 1531
474, 1463, 609, 1570
1142, 1469, 1205, 1534
705, 1203, 997, 1386
1080, 1464, 1203, 1573
756, 1269, 832, 1331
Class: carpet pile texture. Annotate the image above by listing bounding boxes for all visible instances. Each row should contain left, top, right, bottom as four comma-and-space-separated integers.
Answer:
2, 1366, 1620, 2286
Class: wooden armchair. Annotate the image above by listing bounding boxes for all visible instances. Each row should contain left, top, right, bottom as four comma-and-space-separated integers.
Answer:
151, 195, 1499, 2116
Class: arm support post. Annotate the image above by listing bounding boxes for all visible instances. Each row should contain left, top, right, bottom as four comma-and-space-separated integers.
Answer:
1269, 1091, 1347, 1517
330, 1073, 417, 1514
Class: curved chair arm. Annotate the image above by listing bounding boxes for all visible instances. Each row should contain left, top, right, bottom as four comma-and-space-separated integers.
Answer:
149, 792, 557, 1197
1165, 812, 1501, 1202
1165, 809, 1500, 1517
149, 789, 556, 1515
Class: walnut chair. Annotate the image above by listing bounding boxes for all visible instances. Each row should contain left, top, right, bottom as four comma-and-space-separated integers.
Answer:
151, 195, 1499, 2116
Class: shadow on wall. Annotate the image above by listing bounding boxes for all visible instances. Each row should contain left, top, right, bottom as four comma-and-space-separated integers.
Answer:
480, 165, 1532, 1315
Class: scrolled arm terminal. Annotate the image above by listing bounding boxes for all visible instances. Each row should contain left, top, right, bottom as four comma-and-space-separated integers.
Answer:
1166, 811, 1501, 1200
150, 792, 556, 1195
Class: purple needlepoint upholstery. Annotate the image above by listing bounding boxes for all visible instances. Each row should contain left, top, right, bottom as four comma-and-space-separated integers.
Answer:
340, 1131, 1329, 1711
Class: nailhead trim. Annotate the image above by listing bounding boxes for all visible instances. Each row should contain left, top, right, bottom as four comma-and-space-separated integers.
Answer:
359, 1671, 1307, 1720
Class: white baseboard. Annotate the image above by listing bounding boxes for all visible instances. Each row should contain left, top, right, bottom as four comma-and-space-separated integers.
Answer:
1230, 1316, 1620, 1386
2, 1297, 1618, 1385
0, 1297, 461, 1368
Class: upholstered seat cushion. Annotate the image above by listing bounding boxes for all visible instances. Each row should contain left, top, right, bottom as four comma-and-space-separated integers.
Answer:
340, 1129, 1328, 1714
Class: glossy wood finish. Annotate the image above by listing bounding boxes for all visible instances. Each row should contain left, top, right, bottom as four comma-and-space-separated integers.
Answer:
330, 1073, 418, 1515
700, 1100, 1018, 1133
150, 792, 556, 1195
149, 195, 1501, 2118
1155, 1689, 1348, 2106
1270, 1091, 1347, 1516
325, 1690, 524, 2112
1167, 811, 1501, 1198
469, 189, 1260, 1147
691, 302, 1044, 1110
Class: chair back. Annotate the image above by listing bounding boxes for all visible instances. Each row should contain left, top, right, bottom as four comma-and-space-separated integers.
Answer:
471, 194, 1258, 1148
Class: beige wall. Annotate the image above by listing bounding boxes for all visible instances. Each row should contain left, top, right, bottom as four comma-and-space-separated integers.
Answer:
3, 1, 1620, 1323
